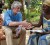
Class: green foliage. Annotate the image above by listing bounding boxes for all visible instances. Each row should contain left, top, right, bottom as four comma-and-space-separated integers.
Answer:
25, 0, 42, 22
30, 0, 42, 8
5, 0, 14, 9
5, 0, 14, 4
4, 0, 42, 22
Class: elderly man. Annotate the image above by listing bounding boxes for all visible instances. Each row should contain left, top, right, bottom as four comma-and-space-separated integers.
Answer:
1, 1, 32, 45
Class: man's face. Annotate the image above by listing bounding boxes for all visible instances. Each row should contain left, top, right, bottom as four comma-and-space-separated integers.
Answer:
13, 7, 20, 14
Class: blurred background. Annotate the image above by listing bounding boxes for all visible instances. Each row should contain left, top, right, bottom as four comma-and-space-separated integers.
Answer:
1, 0, 42, 23
0, 0, 43, 45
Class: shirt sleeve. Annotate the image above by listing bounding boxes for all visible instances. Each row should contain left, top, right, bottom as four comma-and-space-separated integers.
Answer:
4, 12, 12, 25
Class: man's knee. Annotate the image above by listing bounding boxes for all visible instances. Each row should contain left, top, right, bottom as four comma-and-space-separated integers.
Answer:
6, 30, 12, 35
2, 26, 12, 35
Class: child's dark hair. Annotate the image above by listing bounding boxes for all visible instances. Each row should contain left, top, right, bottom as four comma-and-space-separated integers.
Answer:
42, 5, 50, 14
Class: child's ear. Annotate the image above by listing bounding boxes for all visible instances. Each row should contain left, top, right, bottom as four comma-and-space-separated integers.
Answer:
0, 14, 3, 21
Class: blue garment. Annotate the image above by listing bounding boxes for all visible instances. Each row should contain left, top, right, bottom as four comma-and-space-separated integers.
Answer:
27, 34, 38, 45
38, 14, 50, 45
3, 10, 22, 26
38, 34, 50, 45
43, 16, 50, 31
27, 12, 50, 45
38, 34, 49, 45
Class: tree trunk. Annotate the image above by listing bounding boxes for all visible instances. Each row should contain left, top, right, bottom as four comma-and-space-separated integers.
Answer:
19, 0, 26, 20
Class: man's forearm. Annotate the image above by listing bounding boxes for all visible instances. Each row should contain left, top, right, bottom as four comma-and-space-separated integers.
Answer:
8, 22, 22, 26
8, 21, 30, 27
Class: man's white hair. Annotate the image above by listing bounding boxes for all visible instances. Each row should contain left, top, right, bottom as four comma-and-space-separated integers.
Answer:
11, 1, 22, 9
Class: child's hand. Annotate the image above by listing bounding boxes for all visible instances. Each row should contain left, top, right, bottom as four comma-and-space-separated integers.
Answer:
24, 23, 33, 30
0, 29, 5, 39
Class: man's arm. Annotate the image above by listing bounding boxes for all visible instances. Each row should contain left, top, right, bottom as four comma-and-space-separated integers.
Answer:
4, 11, 32, 27
8, 21, 31, 27
8, 21, 23, 26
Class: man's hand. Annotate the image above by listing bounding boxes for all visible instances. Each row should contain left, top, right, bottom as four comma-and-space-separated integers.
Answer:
22, 21, 33, 30
25, 23, 34, 30
22, 21, 30, 27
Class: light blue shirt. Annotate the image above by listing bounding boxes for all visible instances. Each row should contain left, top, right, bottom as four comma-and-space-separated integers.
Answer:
3, 10, 22, 26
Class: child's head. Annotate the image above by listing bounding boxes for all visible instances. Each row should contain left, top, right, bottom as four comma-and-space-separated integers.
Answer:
43, 0, 50, 14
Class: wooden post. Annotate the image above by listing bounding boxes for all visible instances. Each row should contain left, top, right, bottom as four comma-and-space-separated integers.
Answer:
20, 0, 26, 20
